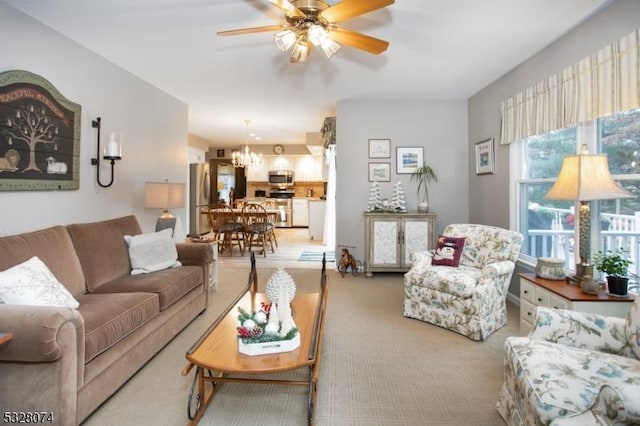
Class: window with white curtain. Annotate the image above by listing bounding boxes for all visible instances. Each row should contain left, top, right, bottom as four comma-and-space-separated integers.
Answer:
514, 108, 640, 277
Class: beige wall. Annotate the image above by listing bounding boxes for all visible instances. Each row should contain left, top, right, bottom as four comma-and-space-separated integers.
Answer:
468, 0, 640, 297
0, 3, 189, 235
335, 100, 469, 262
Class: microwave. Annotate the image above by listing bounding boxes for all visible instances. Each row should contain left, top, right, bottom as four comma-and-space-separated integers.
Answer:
268, 170, 294, 186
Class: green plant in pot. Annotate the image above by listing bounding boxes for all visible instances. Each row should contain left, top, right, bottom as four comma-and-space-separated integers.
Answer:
592, 248, 633, 297
410, 163, 438, 213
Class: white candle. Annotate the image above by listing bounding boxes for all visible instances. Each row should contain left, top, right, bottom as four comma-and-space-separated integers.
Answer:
105, 132, 121, 158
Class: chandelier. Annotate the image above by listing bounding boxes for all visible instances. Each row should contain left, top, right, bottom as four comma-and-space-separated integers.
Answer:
232, 120, 263, 168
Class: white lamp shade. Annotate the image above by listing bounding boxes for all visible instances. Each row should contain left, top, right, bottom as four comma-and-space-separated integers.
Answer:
144, 182, 186, 210
545, 154, 634, 201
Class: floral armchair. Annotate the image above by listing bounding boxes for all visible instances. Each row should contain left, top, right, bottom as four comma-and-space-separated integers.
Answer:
403, 223, 523, 341
497, 298, 640, 425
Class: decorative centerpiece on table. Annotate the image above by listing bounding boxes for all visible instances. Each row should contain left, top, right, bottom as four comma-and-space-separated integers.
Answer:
237, 268, 300, 356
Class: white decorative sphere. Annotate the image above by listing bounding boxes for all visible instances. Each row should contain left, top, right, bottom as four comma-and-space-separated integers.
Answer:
264, 322, 279, 335
242, 319, 256, 329
254, 311, 268, 324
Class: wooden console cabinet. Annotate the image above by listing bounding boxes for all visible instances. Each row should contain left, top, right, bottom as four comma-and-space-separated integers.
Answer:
519, 273, 635, 333
364, 212, 436, 277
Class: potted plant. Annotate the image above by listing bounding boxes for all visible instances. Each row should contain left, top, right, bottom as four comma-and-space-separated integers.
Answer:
410, 163, 438, 212
592, 248, 633, 296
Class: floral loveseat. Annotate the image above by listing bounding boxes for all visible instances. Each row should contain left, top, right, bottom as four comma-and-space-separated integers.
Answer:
497, 299, 640, 425
403, 223, 523, 341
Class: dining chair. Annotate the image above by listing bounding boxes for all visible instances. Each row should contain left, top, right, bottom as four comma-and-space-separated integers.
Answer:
209, 202, 244, 256
242, 203, 275, 257
261, 199, 279, 248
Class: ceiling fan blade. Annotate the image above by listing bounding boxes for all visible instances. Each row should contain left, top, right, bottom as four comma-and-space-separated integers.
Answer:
217, 24, 290, 36
329, 27, 389, 54
320, 0, 394, 23
269, 0, 305, 18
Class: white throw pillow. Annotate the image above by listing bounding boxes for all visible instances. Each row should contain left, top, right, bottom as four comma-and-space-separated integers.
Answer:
0, 256, 79, 308
124, 228, 181, 275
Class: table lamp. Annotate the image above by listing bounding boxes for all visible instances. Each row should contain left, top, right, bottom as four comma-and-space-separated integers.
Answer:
144, 181, 186, 234
544, 145, 633, 282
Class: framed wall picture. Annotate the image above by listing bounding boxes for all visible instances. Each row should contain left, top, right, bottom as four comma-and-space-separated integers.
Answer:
0, 70, 81, 191
396, 146, 423, 174
368, 138, 391, 158
216, 149, 225, 158
368, 162, 390, 182
475, 138, 495, 175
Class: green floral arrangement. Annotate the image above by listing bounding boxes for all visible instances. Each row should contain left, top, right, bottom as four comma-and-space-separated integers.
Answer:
236, 303, 298, 344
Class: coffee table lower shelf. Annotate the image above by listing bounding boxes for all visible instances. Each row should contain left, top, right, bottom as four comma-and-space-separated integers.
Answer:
182, 253, 328, 426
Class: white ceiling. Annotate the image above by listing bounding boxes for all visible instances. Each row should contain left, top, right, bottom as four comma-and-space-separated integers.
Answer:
5, 0, 611, 148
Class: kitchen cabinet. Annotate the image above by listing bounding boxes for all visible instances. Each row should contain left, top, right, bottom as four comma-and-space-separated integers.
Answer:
245, 160, 268, 182
519, 273, 635, 333
295, 155, 324, 182
308, 200, 326, 240
364, 212, 436, 277
269, 155, 294, 171
292, 198, 309, 227
245, 155, 324, 182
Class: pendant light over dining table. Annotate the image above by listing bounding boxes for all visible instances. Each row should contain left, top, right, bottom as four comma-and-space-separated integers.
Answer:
232, 120, 263, 169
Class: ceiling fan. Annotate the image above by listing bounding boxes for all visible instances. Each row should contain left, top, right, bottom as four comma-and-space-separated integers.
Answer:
217, 0, 394, 63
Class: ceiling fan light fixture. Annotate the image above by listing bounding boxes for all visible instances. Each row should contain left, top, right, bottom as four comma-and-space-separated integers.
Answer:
320, 37, 341, 58
274, 29, 296, 52
290, 39, 311, 63
308, 24, 329, 46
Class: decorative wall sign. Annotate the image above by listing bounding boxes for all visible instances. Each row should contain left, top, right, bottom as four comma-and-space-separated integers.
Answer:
475, 138, 495, 175
396, 146, 424, 174
0, 70, 81, 191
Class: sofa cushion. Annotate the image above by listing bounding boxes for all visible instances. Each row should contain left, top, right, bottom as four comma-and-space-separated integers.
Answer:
0, 226, 86, 297
626, 298, 640, 359
76, 292, 159, 362
432, 235, 465, 267
67, 216, 143, 292
124, 228, 181, 275
0, 256, 79, 308
504, 336, 640, 425
405, 264, 481, 298
89, 265, 203, 311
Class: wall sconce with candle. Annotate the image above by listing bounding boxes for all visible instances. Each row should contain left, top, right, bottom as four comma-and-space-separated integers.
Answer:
91, 117, 122, 188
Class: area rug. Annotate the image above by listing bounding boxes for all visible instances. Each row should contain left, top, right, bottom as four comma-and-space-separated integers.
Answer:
298, 250, 335, 262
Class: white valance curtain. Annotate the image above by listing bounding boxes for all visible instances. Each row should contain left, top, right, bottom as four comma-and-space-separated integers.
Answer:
500, 28, 640, 145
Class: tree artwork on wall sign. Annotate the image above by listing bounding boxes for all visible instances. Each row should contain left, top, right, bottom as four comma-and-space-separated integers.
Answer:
3, 104, 61, 173
0, 70, 80, 191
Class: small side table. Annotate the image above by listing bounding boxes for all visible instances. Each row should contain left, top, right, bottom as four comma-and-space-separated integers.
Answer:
519, 273, 635, 333
0, 332, 13, 346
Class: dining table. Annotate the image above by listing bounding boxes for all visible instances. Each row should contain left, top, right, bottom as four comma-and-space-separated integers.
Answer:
209, 205, 282, 256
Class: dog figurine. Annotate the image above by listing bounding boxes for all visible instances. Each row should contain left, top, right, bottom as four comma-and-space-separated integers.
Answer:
339, 248, 358, 277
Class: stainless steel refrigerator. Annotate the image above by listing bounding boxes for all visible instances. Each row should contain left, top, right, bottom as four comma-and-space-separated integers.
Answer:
189, 163, 211, 236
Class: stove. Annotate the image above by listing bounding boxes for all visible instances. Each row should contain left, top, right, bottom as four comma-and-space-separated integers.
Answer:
268, 190, 294, 199
268, 190, 293, 227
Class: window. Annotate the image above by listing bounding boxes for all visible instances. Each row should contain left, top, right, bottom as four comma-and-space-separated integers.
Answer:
514, 108, 640, 279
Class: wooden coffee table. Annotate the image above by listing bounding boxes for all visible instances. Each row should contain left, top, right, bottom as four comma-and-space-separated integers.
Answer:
182, 252, 328, 425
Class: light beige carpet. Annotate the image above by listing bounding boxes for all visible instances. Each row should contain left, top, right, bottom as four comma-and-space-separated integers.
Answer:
82, 264, 521, 426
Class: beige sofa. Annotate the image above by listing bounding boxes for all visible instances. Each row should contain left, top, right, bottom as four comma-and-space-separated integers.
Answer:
0, 216, 212, 425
